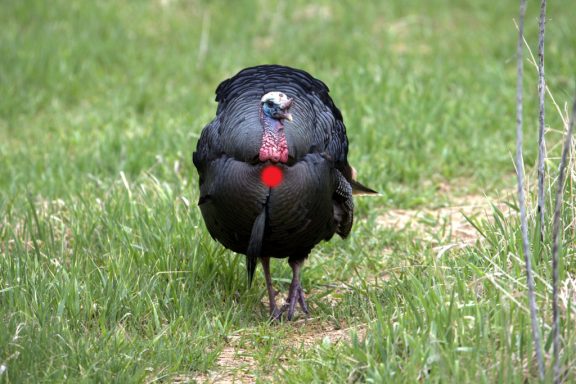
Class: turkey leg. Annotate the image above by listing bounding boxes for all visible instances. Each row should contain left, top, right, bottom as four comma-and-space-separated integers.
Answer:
284, 258, 309, 321
261, 257, 281, 320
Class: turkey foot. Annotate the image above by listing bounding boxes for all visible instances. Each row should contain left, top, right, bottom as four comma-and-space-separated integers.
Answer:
282, 277, 309, 321
262, 257, 309, 321
280, 258, 309, 321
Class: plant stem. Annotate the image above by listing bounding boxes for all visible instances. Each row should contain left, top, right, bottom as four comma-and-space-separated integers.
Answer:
537, 0, 547, 243
515, 0, 545, 379
551, 95, 576, 384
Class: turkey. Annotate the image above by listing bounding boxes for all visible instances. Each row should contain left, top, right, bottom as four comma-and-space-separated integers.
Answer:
193, 64, 376, 320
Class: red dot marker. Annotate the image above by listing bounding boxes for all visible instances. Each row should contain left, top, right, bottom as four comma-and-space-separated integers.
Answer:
261, 165, 283, 188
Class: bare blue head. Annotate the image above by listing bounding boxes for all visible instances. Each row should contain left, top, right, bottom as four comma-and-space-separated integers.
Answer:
260, 92, 293, 121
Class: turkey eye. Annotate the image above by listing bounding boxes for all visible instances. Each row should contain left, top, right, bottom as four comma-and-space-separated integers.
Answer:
266, 101, 274, 107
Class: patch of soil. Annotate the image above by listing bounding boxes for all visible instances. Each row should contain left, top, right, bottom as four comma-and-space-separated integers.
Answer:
189, 320, 365, 384
376, 193, 513, 246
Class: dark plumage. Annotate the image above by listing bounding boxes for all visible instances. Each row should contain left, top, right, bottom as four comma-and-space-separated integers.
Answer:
193, 64, 376, 320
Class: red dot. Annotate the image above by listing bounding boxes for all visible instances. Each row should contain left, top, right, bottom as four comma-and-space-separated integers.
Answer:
261, 165, 283, 188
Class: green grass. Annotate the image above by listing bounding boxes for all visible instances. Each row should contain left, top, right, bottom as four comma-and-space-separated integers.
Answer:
1, 0, 575, 382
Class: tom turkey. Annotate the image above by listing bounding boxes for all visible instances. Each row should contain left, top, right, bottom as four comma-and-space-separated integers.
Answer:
193, 64, 376, 320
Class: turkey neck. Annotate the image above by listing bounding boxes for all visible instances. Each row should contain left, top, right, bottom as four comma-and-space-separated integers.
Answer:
258, 112, 289, 163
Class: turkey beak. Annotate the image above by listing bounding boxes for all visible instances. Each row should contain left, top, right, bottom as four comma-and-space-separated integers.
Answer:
282, 98, 293, 121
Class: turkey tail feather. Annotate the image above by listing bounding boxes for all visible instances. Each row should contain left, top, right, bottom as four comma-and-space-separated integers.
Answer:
350, 180, 378, 195
246, 208, 266, 286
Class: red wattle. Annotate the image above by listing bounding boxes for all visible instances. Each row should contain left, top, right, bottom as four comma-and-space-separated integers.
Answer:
259, 131, 289, 163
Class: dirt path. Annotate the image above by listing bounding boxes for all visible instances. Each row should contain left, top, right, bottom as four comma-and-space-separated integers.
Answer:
188, 320, 366, 384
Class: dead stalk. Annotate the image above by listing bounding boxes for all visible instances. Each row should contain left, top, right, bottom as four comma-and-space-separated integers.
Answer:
515, 0, 545, 379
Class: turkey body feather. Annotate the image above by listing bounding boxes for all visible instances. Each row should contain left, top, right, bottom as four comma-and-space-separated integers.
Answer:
195, 152, 337, 257
193, 65, 375, 320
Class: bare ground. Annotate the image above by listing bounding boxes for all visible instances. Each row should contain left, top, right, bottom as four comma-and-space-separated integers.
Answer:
188, 320, 366, 384
376, 191, 513, 246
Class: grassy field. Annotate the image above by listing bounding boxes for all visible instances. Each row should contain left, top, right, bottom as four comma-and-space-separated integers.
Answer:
1, 0, 575, 382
